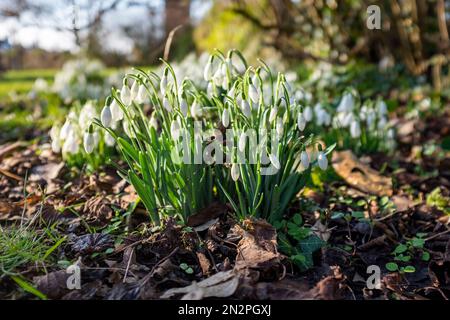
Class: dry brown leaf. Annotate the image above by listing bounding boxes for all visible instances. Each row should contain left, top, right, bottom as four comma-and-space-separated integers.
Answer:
160, 270, 239, 300
332, 150, 393, 196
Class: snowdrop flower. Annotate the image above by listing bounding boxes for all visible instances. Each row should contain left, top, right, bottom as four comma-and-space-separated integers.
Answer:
135, 84, 147, 104
171, 118, 181, 140
276, 117, 284, 137
377, 100, 388, 116
303, 106, 313, 122
104, 132, 115, 147
63, 134, 79, 154
269, 154, 281, 170
269, 107, 278, 123
60, 120, 73, 140
378, 116, 387, 130
204, 57, 213, 81
252, 74, 260, 89
342, 112, 354, 127
83, 125, 99, 153
228, 84, 236, 98
366, 110, 376, 128
222, 108, 230, 127
231, 163, 240, 181
191, 100, 202, 118
297, 112, 306, 131
317, 152, 328, 170
207, 82, 214, 96
163, 95, 172, 112
241, 100, 251, 118
180, 98, 188, 117
120, 84, 132, 106
78, 101, 97, 131
160, 71, 168, 95
337, 93, 354, 113
300, 151, 310, 169
110, 99, 124, 122
350, 120, 361, 138
316, 109, 331, 126
248, 83, 259, 103
221, 76, 229, 90
130, 80, 139, 101
238, 132, 247, 152
101, 105, 112, 127
49, 126, 61, 153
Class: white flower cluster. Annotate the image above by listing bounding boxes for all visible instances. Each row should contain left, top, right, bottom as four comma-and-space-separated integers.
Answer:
297, 91, 395, 151
50, 101, 115, 158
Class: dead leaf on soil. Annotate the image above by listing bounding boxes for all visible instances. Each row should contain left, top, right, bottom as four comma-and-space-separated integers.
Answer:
71, 233, 114, 255
160, 270, 239, 300
187, 202, 229, 227
29, 162, 65, 184
332, 150, 393, 196
234, 219, 282, 276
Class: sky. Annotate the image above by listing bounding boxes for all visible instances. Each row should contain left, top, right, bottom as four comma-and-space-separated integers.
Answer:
0, 0, 211, 54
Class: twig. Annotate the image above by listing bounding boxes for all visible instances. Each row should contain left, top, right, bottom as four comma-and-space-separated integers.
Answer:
163, 25, 183, 61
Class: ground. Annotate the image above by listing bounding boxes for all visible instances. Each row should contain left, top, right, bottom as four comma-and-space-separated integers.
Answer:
0, 69, 449, 300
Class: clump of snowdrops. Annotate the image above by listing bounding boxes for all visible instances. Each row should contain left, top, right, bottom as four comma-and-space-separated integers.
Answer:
93, 49, 334, 226
50, 100, 116, 170
298, 90, 396, 155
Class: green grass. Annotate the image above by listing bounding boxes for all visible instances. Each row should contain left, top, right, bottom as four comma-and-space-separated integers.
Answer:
0, 223, 65, 277
0, 69, 57, 98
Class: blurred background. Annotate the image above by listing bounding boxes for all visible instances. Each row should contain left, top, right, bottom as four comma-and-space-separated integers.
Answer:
0, 0, 449, 142
0, 0, 449, 79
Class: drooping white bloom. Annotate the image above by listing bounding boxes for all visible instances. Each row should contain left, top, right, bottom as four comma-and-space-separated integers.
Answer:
337, 93, 354, 113
130, 80, 139, 101
231, 163, 240, 181
238, 132, 247, 152
228, 84, 236, 98
63, 133, 79, 154
191, 100, 202, 118
171, 118, 181, 140
297, 113, 306, 131
163, 95, 172, 112
269, 154, 281, 170
248, 83, 259, 103
180, 98, 188, 117
269, 107, 278, 123
101, 105, 112, 127
160, 73, 168, 95
110, 99, 124, 122
78, 101, 97, 131
241, 100, 251, 118
366, 110, 376, 129
104, 132, 115, 147
378, 116, 387, 130
276, 117, 284, 136
300, 151, 310, 169
252, 74, 260, 89
377, 100, 388, 116
135, 84, 147, 104
120, 85, 132, 105
50, 125, 61, 153
60, 120, 73, 140
204, 57, 213, 81
83, 132, 95, 154
222, 108, 230, 127
317, 152, 328, 170
350, 120, 361, 138
303, 106, 313, 122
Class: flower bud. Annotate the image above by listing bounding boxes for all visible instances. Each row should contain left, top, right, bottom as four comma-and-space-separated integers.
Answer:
101, 105, 112, 127
231, 163, 240, 181
317, 152, 328, 170
300, 151, 309, 169
222, 108, 230, 127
